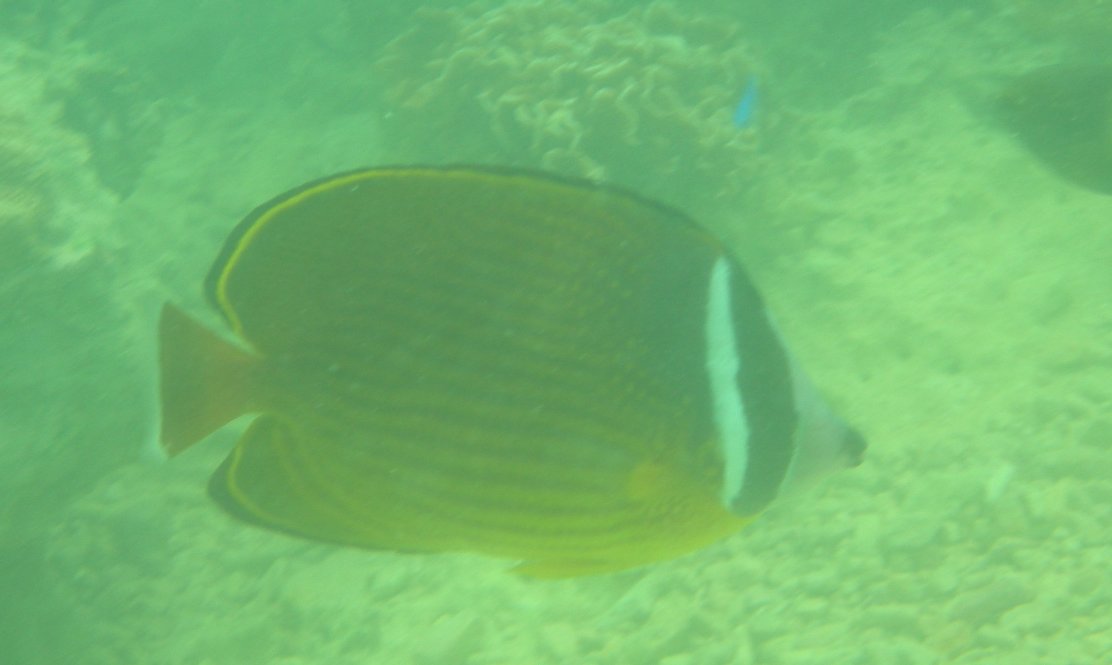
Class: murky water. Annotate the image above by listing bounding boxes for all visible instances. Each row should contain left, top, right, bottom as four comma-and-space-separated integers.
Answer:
3, 2, 1109, 663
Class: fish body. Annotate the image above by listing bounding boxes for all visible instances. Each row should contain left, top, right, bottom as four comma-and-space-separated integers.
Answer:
733, 75, 759, 129
158, 167, 864, 577
995, 64, 1112, 195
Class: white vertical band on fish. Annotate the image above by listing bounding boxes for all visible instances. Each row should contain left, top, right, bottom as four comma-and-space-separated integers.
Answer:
704, 256, 749, 507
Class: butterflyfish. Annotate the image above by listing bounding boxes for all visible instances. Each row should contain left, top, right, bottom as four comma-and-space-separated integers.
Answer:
158, 166, 866, 578
994, 64, 1112, 195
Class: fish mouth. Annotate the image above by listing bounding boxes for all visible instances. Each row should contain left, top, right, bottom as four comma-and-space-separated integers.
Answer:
843, 427, 867, 468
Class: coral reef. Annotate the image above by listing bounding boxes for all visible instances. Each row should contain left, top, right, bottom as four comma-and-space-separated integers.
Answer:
0, 35, 130, 542
0, 120, 53, 254
57, 65, 166, 198
0, 39, 117, 270
375, 0, 761, 219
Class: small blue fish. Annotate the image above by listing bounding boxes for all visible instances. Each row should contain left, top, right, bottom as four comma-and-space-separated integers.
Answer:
733, 75, 759, 129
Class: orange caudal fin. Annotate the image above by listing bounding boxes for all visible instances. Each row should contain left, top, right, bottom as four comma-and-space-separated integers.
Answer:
158, 302, 259, 456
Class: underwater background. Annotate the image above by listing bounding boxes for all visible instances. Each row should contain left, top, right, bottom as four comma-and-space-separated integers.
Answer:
2, 0, 1110, 663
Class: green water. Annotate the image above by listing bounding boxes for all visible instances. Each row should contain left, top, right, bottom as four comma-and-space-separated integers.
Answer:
2, 1, 1109, 663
